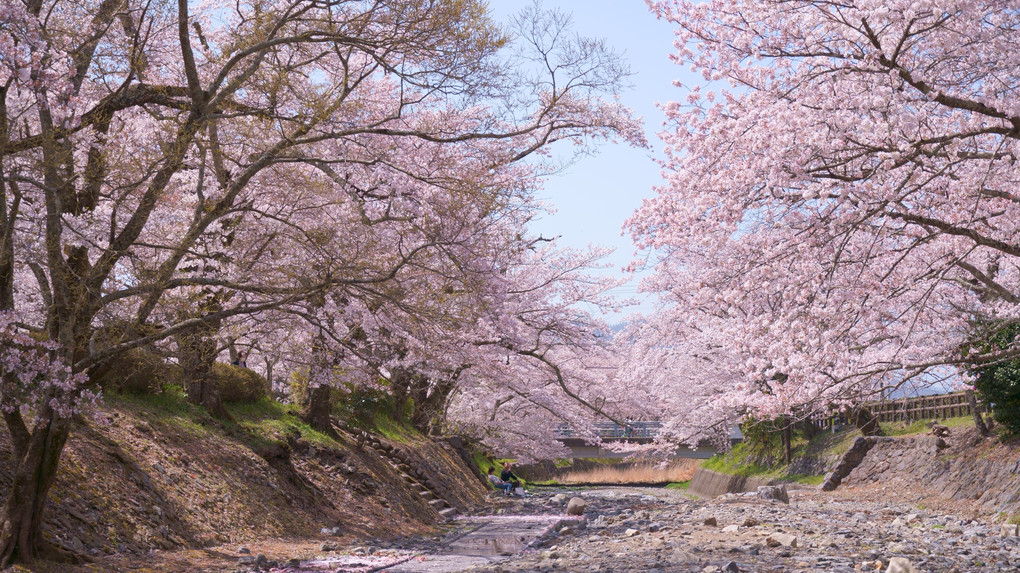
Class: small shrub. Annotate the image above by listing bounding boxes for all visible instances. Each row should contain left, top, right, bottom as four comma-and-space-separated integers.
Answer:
740, 417, 786, 466
212, 363, 268, 403
97, 349, 169, 394
335, 386, 394, 428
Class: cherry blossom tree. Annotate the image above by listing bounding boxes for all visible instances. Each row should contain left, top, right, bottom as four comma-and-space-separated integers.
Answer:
626, 0, 1020, 436
0, 0, 641, 563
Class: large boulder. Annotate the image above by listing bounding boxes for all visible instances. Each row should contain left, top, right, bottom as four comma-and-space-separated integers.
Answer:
756, 485, 789, 504
566, 497, 586, 516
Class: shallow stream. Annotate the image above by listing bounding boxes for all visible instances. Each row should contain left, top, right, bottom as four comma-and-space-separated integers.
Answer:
288, 513, 566, 573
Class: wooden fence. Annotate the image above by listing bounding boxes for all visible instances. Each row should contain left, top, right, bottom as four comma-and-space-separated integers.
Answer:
868, 391, 985, 423
811, 390, 985, 429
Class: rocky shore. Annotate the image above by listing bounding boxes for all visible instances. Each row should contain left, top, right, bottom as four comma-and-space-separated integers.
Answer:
458, 485, 1020, 573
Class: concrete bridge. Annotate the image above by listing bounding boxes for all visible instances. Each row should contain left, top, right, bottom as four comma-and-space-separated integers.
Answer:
554, 422, 742, 459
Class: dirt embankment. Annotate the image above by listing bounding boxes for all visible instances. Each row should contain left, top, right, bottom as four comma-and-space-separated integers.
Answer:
691, 423, 1020, 519
840, 426, 1020, 516
0, 395, 487, 570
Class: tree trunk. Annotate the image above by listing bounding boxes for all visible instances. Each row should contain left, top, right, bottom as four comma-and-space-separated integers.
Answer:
966, 390, 990, 436
302, 385, 336, 436
185, 375, 230, 419
178, 334, 230, 419
389, 368, 411, 422
411, 379, 457, 435
264, 357, 282, 400
848, 406, 883, 436
0, 417, 75, 566
782, 418, 792, 464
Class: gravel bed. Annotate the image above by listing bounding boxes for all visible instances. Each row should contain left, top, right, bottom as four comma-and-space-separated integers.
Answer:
460, 486, 1020, 573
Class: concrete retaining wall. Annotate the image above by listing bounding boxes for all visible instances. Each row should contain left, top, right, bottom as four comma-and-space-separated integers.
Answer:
687, 467, 774, 498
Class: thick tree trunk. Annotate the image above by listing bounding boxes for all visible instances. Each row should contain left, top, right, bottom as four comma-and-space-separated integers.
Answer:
848, 406, 883, 436
389, 369, 411, 422
302, 386, 336, 436
0, 417, 74, 566
966, 390, 990, 436
185, 375, 230, 419
411, 379, 456, 435
178, 334, 230, 419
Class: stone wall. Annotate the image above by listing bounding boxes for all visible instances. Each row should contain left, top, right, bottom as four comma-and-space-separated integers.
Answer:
842, 429, 1020, 514
687, 468, 775, 498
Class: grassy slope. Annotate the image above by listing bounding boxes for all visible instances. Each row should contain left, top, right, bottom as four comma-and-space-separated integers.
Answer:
700, 416, 978, 485
0, 386, 486, 567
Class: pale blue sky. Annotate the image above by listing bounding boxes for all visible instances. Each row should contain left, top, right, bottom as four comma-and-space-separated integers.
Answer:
489, 1, 693, 320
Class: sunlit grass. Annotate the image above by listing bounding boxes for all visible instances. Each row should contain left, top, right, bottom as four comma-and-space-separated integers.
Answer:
227, 398, 338, 448
882, 415, 974, 437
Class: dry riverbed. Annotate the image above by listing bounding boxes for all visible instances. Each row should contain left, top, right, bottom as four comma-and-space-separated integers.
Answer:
56, 483, 1020, 572
277, 484, 1019, 573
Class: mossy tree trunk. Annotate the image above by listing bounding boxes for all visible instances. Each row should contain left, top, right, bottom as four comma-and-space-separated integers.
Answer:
302, 385, 337, 436
177, 333, 229, 419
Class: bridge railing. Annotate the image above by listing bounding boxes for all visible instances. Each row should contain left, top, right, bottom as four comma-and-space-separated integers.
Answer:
554, 421, 662, 440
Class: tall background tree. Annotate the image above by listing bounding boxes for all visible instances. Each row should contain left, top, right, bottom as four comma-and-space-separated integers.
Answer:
624, 0, 1020, 437
0, 0, 642, 563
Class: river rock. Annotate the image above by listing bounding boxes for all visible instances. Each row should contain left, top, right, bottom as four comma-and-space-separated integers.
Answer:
756, 485, 790, 504
1002, 523, 1019, 537
765, 533, 797, 548
567, 497, 586, 516
886, 557, 917, 573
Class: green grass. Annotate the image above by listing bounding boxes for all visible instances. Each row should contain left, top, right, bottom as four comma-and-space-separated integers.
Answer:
701, 441, 773, 477
881, 415, 974, 437
108, 387, 349, 452
226, 398, 338, 449
372, 412, 418, 443
701, 425, 857, 483
700, 415, 981, 485
785, 473, 825, 485
106, 386, 212, 435
107, 385, 198, 416
665, 480, 690, 490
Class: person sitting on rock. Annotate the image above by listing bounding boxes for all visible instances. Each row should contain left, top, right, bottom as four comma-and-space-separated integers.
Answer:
500, 461, 523, 492
487, 467, 513, 495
